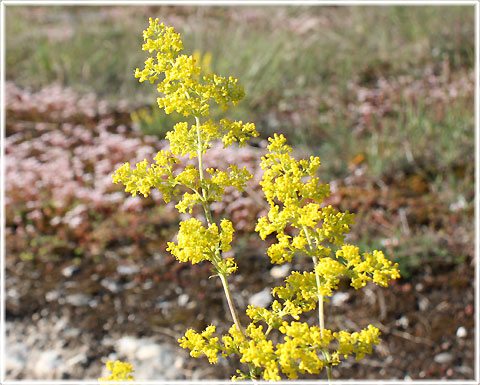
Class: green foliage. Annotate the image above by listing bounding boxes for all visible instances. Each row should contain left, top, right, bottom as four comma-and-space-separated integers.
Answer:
6, 6, 474, 104
131, 106, 183, 137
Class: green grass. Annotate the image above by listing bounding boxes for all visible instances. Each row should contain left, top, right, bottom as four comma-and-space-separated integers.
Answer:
365, 97, 474, 193
5, 5, 475, 276
6, 6, 474, 101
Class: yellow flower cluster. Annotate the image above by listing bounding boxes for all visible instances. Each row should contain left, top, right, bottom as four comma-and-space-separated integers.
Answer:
178, 325, 221, 364
112, 150, 178, 199
99, 360, 134, 382
272, 267, 347, 312
255, 134, 350, 264
231, 133, 398, 379
193, 49, 213, 75
274, 321, 333, 379
167, 218, 235, 271
178, 320, 381, 381
333, 324, 381, 360
111, 20, 401, 382
255, 133, 399, 287
113, 19, 258, 217
246, 299, 303, 330
206, 165, 252, 203
135, 18, 245, 117
272, 271, 319, 311
337, 245, 401, 289
166, 119, 258, 159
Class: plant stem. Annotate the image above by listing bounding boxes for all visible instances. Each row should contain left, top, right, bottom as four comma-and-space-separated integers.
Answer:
312, 256, 326, 331
302, 226, 333, 382
195, 116, 245, 337
194, 116, 259, 379
219, 272, 245, 337
313, 255, 333, 382
195, 116, 206, 200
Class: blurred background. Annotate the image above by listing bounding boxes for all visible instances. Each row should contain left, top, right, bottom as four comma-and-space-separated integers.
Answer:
4, 5, 475, 381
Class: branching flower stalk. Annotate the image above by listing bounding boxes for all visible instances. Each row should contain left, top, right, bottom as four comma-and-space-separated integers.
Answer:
303, 224, 333, 381
196, 121, 245, 337
109, 19, 401, 381
195, 116, 243, 335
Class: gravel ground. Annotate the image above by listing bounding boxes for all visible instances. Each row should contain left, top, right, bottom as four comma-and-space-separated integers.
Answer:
5, 253, 475, 381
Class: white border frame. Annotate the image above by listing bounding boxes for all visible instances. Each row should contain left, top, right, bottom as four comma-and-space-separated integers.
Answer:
0, 1, 478, 384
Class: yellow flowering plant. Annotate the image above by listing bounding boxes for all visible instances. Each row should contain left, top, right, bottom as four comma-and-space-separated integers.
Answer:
99, 360, 135, 382
109, 18, 400, 381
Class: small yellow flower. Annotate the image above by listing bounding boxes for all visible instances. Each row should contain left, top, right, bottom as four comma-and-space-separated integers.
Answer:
99, 360, 134, 382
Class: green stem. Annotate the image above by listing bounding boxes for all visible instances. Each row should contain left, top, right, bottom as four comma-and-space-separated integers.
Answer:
195, 115, 245, 338
195, 116, 207, 200
194, 115, 259, 379
302, 226, 333, 382
219, 273, 245, 337
265, 325, 272, 337
311, 256, 325, 331
313, 255, 333, 382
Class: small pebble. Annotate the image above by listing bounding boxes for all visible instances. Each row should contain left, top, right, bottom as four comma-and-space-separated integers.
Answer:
418, 296, 429, 311
33, 350, 63, 378
101, 278, 122, 293
331, 292, 350, 307
116, 336, 139, 357
65, 293, 90, 307
456, 365, 474, 376
7, 288, 19, 299
46, 290, 61, 302
270, 264, 291, 279
137, 343, 162, 360
248, 288, 272, 308
117, 265, 140, 275
178, 294, 189, 307
434, 352, 454, 364
395, 315, 409, 329
61, 265, 79, 278
5, 343, 28, 374
66, 353, 87, 367
64, 328, 81, 338
456, 326, 467, 338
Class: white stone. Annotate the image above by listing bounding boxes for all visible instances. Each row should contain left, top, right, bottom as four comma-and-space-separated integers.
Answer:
66, 353, 87, 367
270, 264, 291, 279
456, 326, 467, 338
117, 265, 140, 275
248, 288, 272, 308
434, 352, 454, 364
33, 350, 62, 378
178, 294, 189, 307
7, 288, 19, 299
418, 296, 429, 312
116, 336, 139, 358
45, 290, 61, 302
331, 292, 350, 307
5, 343, 27, 374
65, 293, 90, 307
395, 315, 409, 329
136, 343, 162, 360
61, 265, 79, 277
101, 278, 122, 293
